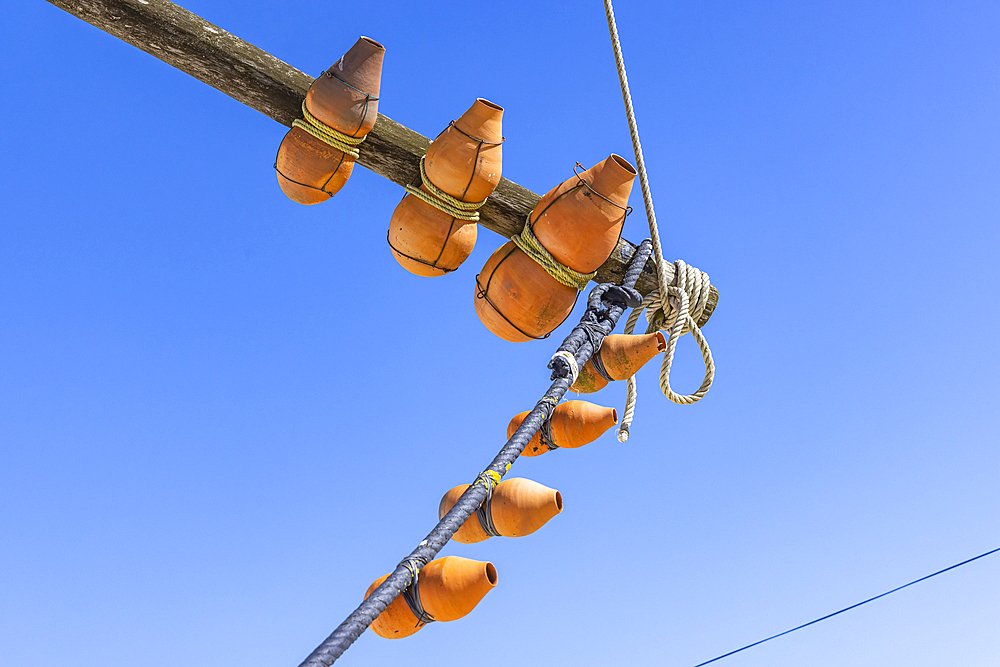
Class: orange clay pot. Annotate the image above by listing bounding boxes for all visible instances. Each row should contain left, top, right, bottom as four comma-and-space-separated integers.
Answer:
367, 556, 497, 638
571, 331, 667, 393
389, 99, 503, 276
474, 242, 577, 342
276, 37, 384, 204
531, 154, 637, 273
508, 400, 618, 457
438, 477, 563, 543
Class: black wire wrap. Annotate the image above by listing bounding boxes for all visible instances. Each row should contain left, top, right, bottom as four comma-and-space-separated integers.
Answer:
295, 240, 653, 667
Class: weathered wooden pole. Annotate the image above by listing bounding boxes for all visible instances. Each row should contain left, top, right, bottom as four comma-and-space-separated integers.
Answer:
43, 0, 717, 318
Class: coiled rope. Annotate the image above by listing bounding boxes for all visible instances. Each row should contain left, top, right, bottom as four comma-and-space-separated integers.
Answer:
404, 156, 483, 221
292, 101, 366, 159
512, 218, 597, 290
603, 0, 716, 441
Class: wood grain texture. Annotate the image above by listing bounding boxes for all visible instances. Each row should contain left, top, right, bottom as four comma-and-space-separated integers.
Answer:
44, 0, 717, 322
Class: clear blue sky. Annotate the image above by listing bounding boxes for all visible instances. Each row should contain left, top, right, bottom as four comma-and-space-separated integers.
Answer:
2, 1, 998, 666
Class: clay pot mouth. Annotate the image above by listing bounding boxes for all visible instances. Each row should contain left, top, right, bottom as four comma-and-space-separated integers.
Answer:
611, 408, 619, 424
609, 153, 637, 175
654, 331, 666, 351
476, 98, 504, 111
484, 562, 498, 586
554, 491, 564, 512
360, 36, 385, 50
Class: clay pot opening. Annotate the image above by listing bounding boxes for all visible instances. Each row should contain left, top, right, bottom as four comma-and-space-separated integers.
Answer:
476, 98, 504, 111
609, 154, 637, 175
359, 36, 384, 50
654, 331, 666, 351
554, 491, 564, 512
611, 408, 619, 424
485, 562, 498, 586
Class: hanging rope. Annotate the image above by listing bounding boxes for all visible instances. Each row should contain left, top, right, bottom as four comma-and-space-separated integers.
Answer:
292, 101, 366, 159
603, 0, 716, 442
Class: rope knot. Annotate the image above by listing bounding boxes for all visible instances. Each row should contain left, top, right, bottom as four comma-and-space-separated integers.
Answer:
617, 257, 716, 440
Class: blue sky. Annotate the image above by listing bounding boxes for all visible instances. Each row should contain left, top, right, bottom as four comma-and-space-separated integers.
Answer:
2, 1, 998, 666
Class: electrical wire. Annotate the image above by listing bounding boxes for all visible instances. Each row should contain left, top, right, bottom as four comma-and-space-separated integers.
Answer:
690, 545, 1000, 667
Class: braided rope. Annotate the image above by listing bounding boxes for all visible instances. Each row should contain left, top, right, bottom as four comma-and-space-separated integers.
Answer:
292, 101, 366, 159
404, 157, 484, 221
512, 219, 598, 290
604, 0, 716, 442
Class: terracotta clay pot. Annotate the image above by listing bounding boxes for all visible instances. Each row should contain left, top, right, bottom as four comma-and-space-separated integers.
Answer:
474, 242, 577, 342
531, 154, 637, 273
367, 556, 497, 639
366, 573, 423, 639
571, 331, 667, 393
389, 99, 503, 276
276, 37, 385, 204
508, 400, 618, 456
438, 477, 563, 543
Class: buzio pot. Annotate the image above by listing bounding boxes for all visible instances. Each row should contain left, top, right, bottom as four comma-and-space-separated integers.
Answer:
531, 154, 637, 273
474, 241, 577, 341
389, 99, 503, 275
571, 331, 667, 393
508, 400, 618, 456
438, 477, 563, 543
367, 556, 497, 638
275, 37, 384, 204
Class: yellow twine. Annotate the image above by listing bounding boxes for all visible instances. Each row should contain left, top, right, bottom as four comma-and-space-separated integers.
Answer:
292, 101, 365, 159
404, 157, 484, 221
512, 219, 597, 291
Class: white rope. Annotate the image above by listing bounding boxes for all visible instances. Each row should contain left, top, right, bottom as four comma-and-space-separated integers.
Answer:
550, 350, 580, 385
603, 0, 716, 442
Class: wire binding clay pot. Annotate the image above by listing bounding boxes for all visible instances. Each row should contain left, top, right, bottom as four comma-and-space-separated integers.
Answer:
276, 36, 384, 204
474, 242, 577, 342
571, 331, 666, 393
508, 400, 618, 456
367, 556, 497, 638
389, 99, 503, 275
438, 477, 563, 543
531, 154, 637, 273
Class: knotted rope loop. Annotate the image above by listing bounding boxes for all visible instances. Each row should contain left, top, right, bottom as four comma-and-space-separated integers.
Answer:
404, 157, 484, 221
617, 260, 716, 442
292, 101, 366, 159
512, 218, 597, 290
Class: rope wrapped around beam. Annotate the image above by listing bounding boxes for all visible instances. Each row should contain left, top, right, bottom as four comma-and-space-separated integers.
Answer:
296, 239, 653, 666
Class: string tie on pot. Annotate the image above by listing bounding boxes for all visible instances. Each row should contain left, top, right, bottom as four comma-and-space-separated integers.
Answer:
292, 99, 369, 159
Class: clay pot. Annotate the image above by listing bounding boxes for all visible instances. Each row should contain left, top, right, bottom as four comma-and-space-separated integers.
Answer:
531, 155, 637, 273
508, 400, 618, 456
367, 556, 496, 638
389, 99, 503, 276
438, 477, 563, 543
424, 99, 503, 202
276, 37, 385, 204
571, 332, 667, 393
366, 573, 423, 639
474, 242, 577, 342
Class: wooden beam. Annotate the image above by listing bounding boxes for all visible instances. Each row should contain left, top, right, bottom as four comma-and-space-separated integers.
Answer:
44, 0, 717, 324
